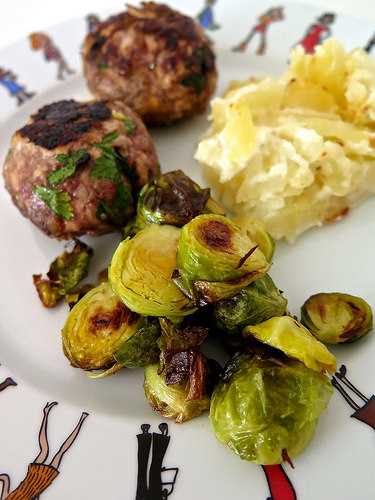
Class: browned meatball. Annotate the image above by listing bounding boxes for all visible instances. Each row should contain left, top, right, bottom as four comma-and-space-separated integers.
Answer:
82, 2, 217, 125
3, 99, 159, 239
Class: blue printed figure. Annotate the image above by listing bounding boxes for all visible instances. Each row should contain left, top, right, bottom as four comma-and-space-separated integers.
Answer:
0, 67, 34, 106
197, 0, 220, 31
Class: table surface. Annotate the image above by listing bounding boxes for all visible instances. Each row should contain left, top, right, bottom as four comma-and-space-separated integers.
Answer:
1, 0, 374, 50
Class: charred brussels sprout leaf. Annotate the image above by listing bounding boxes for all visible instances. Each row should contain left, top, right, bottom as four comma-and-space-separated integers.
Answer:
109, 225, 196, 317
133, 170, 224, 233
174, 214, 269, 305
234, 215, 275, 262
115, 317, 161, 368
210, 353, 333, 464
144, 364, 210, 423
301, 292, 373, 344
213, 275, 287, 334
62, 282, 141, 373
243, 316, 336, 373
33, 240, 93, 308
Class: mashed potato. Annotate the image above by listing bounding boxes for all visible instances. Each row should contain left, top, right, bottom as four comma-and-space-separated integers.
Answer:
195, 39, 375, 241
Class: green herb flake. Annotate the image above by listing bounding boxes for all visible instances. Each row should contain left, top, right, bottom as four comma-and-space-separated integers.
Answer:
97, 61, 108, 70
112, 111, 136, 136
96, 183, 132, 226
48, 149, 89, 186
33, 186, 73, 220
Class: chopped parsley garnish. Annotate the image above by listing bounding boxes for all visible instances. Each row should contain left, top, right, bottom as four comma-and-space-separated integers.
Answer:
33, 186, 73, 220
91, 131, 133, 225
112, 111, 136, 136
48, 149, 89, 186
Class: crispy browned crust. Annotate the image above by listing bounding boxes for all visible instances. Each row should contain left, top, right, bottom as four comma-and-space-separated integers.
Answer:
82, 2, 217, 125
3, 99, 159, 239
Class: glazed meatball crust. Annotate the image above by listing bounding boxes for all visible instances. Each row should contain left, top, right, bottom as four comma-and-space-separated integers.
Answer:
3, 99, 159, 239
82, 2, 217, 125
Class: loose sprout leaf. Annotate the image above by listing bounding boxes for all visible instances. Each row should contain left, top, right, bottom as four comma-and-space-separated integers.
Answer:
33, 240, 93, 308
33, 275, 62, 308
243, 316, 337, 373
48, 149, 90, 185
115, 317, 161, 368
33, 186, 73, 220
210, 352, 333, 464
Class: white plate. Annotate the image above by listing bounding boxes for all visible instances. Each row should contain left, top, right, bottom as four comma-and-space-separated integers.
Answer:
0, 2, 375, 499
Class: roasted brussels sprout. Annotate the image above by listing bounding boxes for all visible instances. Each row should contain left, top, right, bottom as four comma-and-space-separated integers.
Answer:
144, 364, 210, 423
213, 275, 287, 334
109, 225, 196, 317
115, 317, 161, 368
62, 282, 141, 372
234, 215, 275, 262
301, 292, 373, 344
210, 352, 333, 464
174, 214, 269, 305
243, 316, 336, 373
33, 240, 93, 307
134, 170, 224, 230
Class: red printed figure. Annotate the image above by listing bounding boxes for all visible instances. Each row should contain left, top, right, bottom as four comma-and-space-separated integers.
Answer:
0, 402, 88, 499
263, 465, 297, 500
296, 13, 336, 54
29, 33, 75, 81
232, 7, 284, 55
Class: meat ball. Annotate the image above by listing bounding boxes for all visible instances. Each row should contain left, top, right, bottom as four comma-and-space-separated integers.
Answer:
82, 2, 217, 125
3, 99, 159, 239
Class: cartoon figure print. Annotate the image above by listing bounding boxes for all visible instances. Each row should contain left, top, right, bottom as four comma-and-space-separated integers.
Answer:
29, 33, 75, 81
365, 33, 375, 53
0, 402, 88, 499
0, 377, 17, 393
86, 14, 101, 34
197, 0, 220, 31
232, 7, 285, 56
263, 465, 297, 500
296, 12, 336, 54
136, 423, 178, 500
0, 68, 34, 106
332, 365, 375, 430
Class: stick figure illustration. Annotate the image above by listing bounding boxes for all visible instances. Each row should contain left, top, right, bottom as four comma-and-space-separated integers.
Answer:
197, 0, 220, 31
232, 7, 284, 56
86, 14, 101, 34
29, 33, 75, 81
365, 33, 375, 53
136, 423, 179, 500
0, 67, 35, 106
0, 377, 17, 393
332, 365, 375, 430
295, 13, 336, 54
0, 402, 88, 499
